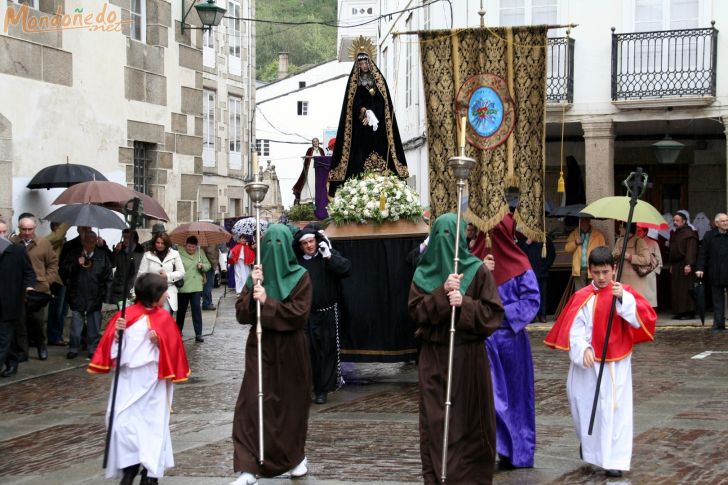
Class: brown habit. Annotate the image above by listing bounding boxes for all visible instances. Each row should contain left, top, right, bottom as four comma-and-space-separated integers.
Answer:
233, 274, 313, 477
409, 265, 504, 485
668, 225, 698, 314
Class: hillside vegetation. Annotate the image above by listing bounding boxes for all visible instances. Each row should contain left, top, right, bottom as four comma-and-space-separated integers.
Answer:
256, 0, 337, 82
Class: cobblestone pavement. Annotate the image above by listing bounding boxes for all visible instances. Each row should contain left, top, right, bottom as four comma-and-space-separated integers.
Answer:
1, 287, 727, 485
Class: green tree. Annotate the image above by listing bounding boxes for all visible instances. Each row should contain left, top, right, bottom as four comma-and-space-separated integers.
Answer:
256, 0, 337, 82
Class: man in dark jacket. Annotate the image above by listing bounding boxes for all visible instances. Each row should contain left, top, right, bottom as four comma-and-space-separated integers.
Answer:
11, 215, 58, 361
669, 211, 699, 319
60, 231, 113, 359
293, 225, 351, 404
696, 213, 728, 332
110, 229, 144, 307
0, 221, 36, 377
517, 233, 556, 322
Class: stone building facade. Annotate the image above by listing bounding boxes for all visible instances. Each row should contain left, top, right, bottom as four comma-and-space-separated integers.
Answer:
0, 0, 255, 234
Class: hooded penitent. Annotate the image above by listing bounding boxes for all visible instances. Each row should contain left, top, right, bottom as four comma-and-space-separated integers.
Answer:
246, 224, 307, 301
412, 213, 482, 294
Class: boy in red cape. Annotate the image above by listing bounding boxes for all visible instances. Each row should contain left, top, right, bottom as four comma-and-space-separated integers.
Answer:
89, 273, 190, 484
544, 246, 655, 479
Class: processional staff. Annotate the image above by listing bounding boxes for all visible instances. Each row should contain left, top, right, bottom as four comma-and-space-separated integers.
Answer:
441, 117, 476, 483
587, 168, 647, 435
103, 197, 143, 469
244, 152, 270, 465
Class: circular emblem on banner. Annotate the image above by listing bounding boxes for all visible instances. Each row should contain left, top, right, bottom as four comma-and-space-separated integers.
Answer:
455, 73, 515, 150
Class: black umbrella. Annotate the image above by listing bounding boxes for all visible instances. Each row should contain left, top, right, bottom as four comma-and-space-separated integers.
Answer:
44, 204, 127, 229
27, 159, 107, 189
690, 279, 706, 325
547, 203, 586, 218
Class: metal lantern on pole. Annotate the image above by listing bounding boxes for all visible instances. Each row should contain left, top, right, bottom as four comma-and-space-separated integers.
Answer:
440, 117, 476, 483
244, 168, 269, 466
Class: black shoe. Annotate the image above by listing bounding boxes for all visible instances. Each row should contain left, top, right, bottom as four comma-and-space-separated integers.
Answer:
38, 345, 48, 360
195, 335, 205, 343
0, 364, 18, 377
18, 352, 28, 363
120, 464, 140, 485
202, 305, 216, 311
314, 393, 327, 404
66, 351, 78, 359
497, 455, 516, 470
139, 466, 159, 484
605, 469, 623, 478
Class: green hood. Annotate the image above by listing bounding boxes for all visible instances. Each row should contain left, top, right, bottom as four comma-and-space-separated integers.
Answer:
412, 213, 482, 294
246, 224, 307, 301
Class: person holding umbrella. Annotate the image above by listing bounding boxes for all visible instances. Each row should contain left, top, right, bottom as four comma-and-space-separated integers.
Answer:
60, 230, 113, 359
565, 217, 606, 290
636, 225, 663, 309
176, 236, 211, 342
167, 221, 231, 314
613, 223, 652, 300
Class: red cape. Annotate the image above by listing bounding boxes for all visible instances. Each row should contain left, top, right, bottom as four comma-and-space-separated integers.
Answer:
229, 242, 255, 266
88, 303, 190, 382
544, 283, 656, 361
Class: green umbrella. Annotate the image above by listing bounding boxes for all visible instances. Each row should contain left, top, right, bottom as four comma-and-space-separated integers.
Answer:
580, 196, 666, 228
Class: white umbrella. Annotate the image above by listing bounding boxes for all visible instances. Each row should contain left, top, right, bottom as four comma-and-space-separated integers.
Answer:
232, 217, 269, 238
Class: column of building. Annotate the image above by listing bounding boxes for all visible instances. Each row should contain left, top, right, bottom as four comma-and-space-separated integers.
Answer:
582, 119, 615, 245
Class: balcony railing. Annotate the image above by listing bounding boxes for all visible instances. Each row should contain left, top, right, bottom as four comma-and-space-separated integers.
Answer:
611, 24, 718, 100
546, 36, 574, 103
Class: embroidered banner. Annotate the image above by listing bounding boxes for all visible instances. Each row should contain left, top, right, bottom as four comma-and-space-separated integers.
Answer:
419, 26, 547, 241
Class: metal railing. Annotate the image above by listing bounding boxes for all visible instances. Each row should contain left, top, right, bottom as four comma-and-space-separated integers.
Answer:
546, 36, 575, 103
611, 23, 718, 100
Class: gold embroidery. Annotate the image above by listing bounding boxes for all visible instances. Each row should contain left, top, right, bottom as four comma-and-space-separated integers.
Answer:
419, 27, 547, 239
362, 152, 388, 173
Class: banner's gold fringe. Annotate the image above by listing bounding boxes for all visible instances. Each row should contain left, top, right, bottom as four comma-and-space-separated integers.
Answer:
514, 210, 546, 243
465, 204, 510, 235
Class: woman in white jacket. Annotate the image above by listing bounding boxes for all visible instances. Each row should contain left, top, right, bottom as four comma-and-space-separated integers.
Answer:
137, 232, 185, 314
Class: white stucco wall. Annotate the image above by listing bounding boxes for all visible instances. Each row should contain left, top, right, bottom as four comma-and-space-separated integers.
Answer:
1, 0, 132, 238
255, 60, 351, 208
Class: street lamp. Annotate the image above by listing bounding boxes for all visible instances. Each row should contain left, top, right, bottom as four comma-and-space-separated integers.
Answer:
652, 134, 684, 164
181, 0, 226, 34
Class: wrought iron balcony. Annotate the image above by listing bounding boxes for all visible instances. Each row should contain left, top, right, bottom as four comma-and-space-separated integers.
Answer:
611, 23, 718, 100
546, 36, 574, 103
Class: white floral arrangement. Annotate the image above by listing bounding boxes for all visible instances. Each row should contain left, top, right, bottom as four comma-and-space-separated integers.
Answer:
328, 173, 423, 224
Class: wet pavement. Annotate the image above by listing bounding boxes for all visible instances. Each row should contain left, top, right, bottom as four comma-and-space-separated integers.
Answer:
1, 287, 727, 484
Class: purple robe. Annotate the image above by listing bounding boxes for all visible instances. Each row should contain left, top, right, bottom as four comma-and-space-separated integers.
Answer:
485, 269, 540, 467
